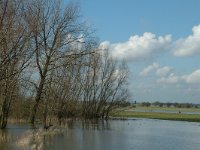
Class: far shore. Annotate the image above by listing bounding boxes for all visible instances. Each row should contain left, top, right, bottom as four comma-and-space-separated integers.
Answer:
111, 106, 200, 122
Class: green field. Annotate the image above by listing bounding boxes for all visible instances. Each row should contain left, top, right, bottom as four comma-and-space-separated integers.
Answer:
134, 106, 200, 112
111, 106, 200, 122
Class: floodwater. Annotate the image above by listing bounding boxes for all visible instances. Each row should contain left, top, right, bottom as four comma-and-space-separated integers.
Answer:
1, 119, 200, 150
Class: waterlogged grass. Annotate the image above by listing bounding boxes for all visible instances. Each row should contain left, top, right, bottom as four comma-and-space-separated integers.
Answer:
111, 111, 200, 122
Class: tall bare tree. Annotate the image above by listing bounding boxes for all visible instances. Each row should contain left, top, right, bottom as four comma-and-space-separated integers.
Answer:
0, 0, 130, 129
25, 0, 94, 125
0, 0, 31, 129
81, 50, 129, 119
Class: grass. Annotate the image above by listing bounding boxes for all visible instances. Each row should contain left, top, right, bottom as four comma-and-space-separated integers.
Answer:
135, 106, 200, 112
111, 107, 200, 122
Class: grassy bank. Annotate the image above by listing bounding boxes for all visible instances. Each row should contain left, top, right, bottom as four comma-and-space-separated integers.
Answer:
111, 110, 200, 122
134, 106, 200, 112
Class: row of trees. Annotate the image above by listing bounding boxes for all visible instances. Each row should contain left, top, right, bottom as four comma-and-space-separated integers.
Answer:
140, 101, 197, 108
0, 0, 129, 129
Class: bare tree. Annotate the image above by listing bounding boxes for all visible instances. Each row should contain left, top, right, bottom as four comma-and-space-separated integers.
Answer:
42, 43, 95, 126
80, 49, 129, 119
25, 0, 94, 125
0, 0, 129, 128
0, 0, 32, 129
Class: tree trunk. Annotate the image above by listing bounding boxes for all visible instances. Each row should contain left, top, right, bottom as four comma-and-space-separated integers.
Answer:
29, 101, 39, 125
43, 99, 48, 129
0, 98, 8, 129
0, 112, 8, 129
29, 77, 45, 125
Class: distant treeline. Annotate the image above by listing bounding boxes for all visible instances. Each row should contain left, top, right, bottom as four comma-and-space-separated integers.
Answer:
139, 101, 199, 108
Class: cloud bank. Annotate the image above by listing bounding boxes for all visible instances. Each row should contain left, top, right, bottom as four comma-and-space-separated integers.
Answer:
100, 32, 172, 61
101, 24, 200, 60
140, 63, 172, 77
139, 63, 159, 76
156, 66, 172, 77
157, 69, 200, 84
173, 24, 200, 57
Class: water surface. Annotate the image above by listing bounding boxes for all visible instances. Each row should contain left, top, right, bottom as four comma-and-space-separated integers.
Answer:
0, 119, 200, 150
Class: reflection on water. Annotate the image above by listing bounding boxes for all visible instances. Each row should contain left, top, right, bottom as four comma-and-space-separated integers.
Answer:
0, 129, 12, 150
81, 120, 110, 130
1, 119, 200, 150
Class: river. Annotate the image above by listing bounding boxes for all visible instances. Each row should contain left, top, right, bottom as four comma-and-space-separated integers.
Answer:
0, 118, 200, 150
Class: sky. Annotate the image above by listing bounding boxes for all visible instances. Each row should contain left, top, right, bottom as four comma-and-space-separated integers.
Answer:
66, 0, 200, 103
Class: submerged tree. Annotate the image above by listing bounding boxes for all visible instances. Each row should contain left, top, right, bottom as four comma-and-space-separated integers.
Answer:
0, 0, 31, 129
25, 0, 95, 125
81, 50, 129, 119
0, 0, 130, 129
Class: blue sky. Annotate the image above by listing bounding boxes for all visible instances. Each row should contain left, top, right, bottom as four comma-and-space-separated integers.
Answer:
79, 0, 200, 41
66, 0, 200, 103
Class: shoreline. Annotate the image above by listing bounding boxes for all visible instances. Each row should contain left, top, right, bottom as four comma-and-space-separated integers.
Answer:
110, 111, 200, 122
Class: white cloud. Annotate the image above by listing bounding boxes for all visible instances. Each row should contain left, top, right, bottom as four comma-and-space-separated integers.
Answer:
140, 63, 200, 85
100, 24, 200, 59
140, 63, 172, 77
182, 69, 200, 83
156, 66, 172, 77
173, 24, 200, 57
157, 69, 200, 84
157, 73, 180, 84
139, 62, 159, 76
100, 41, 110, 50
100, 32, 171, 61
